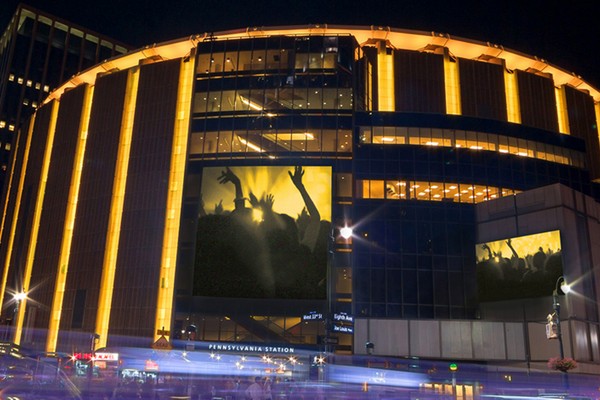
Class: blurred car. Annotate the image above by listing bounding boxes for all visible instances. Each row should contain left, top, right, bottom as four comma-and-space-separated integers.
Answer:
0, 354, 81, 399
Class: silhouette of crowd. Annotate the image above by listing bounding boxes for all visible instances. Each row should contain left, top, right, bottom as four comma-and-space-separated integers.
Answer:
194, 166, 330, 299
476, 238, 563, 301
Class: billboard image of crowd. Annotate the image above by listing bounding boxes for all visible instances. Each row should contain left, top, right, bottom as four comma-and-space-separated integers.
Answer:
193, 165, 332, 299
475, 230, 563, 302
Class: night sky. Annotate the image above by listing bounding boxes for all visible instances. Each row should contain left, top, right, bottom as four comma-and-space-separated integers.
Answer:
1, 0, 600, 89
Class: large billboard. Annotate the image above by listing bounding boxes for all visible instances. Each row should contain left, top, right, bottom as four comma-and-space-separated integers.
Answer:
475, 230, 563, 302
194, 165, 332, 299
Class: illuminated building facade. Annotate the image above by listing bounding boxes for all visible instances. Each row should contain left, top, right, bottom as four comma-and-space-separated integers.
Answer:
0, 4, 130, 190
1, 25, 600, 371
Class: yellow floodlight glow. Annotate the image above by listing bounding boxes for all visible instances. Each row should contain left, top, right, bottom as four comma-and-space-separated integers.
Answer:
95, 68, 140, 350
504, 70, 521, 124
14, 101, 59, 345
555, 86, 570, 135
0, 116, 34, 310
46, 85, 94, 352
42, 26, 600, 112
377, 41, 394, 111
444, 55, 461, 115
0, 125, 23, 243
154, 56, 195, 342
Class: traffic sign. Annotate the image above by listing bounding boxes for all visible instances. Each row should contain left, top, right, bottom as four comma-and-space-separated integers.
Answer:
152, 336, 172, 350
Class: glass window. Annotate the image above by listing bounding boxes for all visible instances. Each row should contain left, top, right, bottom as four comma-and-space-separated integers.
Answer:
479, 132, 494, 151
204, 132, 218, 153
498, 136, 509, 153
431, 128, 448, 147
466, 131, 479, 150
335, 267, 352, 294
455, 130, 466, 148
517, 138, 528, 157
336, 174, 352, 197
369, 180, 385, 198
396, 127, 408, 144
385, 180, 406, 199
419, 128, 432, 145
508, 137, 519, 155
322, 130, 337, 152
338, 129, 352, 152
189, 133, 204, 155
359, 127, 372, 144
217, 131, 233, 154
546, 144, 556, 162
408, 127, 420, 145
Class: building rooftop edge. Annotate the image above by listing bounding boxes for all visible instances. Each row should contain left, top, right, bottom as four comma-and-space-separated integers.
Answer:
42, 24, 600, 105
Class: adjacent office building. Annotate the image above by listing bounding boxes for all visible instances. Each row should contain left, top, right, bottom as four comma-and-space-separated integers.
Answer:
1, 25, 600, 374
0, 4, 130, 189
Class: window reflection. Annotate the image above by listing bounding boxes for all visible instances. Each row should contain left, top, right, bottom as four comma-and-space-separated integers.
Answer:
357, 179, 520, 204
194, 88, 353, 114
359, 126, 584, 168
190, 129, 352, 156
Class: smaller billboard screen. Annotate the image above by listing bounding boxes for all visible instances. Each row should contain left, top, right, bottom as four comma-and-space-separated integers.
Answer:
194, 165, 332, 299
476, 230, 563, 302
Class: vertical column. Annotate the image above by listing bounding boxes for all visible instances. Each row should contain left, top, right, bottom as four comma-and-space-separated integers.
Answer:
377, 41, 394, 112
154, 56, 195, 342
13, 102, 59, 344
94, 68, 139, 350
444, 54, 461, 115
555, 86, 570, 135
0, 118, 35, 310
504, 70, 521, 124
46, 85, 94, 352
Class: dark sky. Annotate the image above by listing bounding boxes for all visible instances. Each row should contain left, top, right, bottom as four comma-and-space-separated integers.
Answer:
2, 0, 600, 89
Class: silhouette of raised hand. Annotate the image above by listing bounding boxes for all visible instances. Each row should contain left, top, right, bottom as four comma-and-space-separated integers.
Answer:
288, 166, 321, 252
218, 167, 240, 186
288, 166, 305, 189
215, 199, 223, 215
249, 192, 260, 209
262, 193, 274, 211
217, 167, 245, 210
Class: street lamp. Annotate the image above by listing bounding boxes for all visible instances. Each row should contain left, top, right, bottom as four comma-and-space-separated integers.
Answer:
552, 276, 570, 359
339, 226, 353, 240
9, 291, 27, 342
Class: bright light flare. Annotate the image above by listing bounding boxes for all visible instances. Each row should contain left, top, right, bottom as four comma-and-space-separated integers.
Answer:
13, 291, 27, 301
340, 226, 353, 240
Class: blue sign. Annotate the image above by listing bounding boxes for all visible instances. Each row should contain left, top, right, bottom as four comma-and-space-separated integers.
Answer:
302, 311, 324, 321
332, 325, 353, 334
333, 312, 353, 323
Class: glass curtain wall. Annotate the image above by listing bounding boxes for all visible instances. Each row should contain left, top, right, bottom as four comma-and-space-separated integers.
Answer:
191, 35, 355, 159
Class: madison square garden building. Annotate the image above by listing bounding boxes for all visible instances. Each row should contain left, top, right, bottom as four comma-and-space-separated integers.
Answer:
2, 26, 600, 372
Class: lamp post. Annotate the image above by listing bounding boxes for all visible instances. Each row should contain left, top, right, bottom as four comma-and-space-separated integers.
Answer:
11, 291, 27, 343
552, 276, 570, 360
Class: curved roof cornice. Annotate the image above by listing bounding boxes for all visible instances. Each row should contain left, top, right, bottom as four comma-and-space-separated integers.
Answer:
43, 25, 600, 104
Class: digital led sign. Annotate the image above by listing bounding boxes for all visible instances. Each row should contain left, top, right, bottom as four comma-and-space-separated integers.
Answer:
194, 165, 332, 299
475, 230, 563, 302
